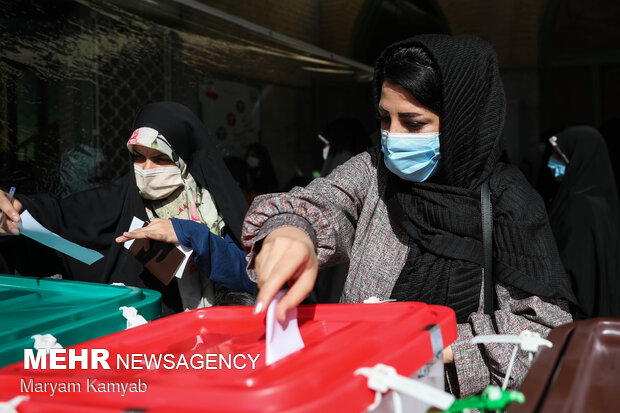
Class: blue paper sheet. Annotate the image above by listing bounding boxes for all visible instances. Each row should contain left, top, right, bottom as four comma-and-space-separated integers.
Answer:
16, 210, 103, 265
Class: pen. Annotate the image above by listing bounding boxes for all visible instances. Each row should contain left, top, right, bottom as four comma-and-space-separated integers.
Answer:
0, 187, 16, 229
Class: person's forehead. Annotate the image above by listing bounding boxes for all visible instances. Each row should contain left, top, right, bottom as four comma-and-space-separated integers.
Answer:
132, 145, 166, 157
380, 83, 425, 108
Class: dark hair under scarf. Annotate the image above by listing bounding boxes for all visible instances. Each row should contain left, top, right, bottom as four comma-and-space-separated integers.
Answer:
373, 42, 442, 116
542, 126, 620, 318
373, 35, 576, 321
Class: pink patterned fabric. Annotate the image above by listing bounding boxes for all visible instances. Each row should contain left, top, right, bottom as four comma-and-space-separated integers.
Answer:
127, 127, 224, 234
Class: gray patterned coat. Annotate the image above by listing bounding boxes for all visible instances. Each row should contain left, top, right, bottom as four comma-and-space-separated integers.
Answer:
242, 147, 572, 397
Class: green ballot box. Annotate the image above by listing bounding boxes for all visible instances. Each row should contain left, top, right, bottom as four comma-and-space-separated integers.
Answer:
0, 274, 161, 367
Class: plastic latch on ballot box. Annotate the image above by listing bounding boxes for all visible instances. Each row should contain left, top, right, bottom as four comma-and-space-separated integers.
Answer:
0, 396, 29, 413
355, 324, 454, 413
31, 334, 63, 352
472, 330, 552, 390
119, 306, 148, 329
355, 364, 455, 412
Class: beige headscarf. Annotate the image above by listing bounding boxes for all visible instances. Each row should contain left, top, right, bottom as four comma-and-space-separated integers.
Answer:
128, 126, 223, 309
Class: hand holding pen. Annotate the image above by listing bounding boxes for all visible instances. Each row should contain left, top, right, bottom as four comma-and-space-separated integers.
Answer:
0, 187, 23, 235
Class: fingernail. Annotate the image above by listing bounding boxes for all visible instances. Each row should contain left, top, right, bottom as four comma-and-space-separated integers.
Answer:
253, 301, 264, 314
12, 215, 19, 221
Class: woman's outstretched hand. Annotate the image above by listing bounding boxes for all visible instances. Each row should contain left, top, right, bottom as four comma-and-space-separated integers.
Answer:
115, 218, 178, 246
253, 226, 318, 323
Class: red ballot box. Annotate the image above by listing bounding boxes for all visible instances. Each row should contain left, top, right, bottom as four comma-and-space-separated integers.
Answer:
0, 302, 457, 412
508, 318, 620, 413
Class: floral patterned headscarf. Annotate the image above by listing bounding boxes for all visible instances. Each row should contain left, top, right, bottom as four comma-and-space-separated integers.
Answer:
127, 126, 225, 236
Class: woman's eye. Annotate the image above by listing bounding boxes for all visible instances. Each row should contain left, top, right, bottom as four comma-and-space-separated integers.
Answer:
131, 154, 145, 162
406, 122, 426, 130
378, 115, 390, 124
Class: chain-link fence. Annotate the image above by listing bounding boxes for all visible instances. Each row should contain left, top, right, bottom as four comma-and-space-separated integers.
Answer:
93, 14, 169, 183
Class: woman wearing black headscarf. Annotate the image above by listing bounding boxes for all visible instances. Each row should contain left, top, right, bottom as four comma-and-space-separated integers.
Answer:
538, 125, 620, 319
0, 102, 250, 315
244, 142, 279, 194
242, 35, 575, 396
319, 117, 371, 177
312, 117, 372, 304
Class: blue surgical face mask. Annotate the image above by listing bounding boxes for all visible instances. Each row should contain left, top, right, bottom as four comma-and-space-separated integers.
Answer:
381, 129, 441, 182
547, 156, 566, 182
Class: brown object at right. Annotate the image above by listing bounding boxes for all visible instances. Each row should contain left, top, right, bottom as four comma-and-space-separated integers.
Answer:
509, 318, 620, 413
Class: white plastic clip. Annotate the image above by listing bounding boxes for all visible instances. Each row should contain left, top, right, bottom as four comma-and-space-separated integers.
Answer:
119, 306, 148, 329
111, 282, 126, 286
48, 274, 63, 280
517, 330, 553, 353
355, 363, 455, 412
31, 334, 63, 353
363, 297, 396, 304
0, 396, 29, 413
472, 330, 552, 389
472, 330, 552, 354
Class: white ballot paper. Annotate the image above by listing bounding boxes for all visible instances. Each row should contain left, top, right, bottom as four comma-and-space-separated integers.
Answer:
123, 216, 193, 279
265, 289, 305, 365
16, 210, 103, 265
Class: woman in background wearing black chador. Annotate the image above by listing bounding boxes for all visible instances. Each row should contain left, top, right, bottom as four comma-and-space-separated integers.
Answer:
538, 125, 620, 320
319, 117, 371, 177
312, 117, 371, 303
245, 142, 279, 194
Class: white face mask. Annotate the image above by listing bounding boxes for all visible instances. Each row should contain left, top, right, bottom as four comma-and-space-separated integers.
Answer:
246, 156, 260, 168
322, 145, 330, 161
134, 164, 184, 200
